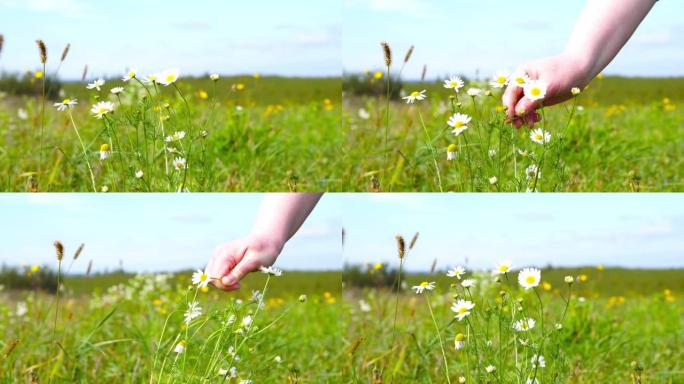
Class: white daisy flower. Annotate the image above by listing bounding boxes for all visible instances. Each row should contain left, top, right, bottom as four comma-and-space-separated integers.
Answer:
513, 317, 536, 332
525, 164, 540, 180
274, 356, 282, 363
17, 108, 29, 120
174, 340, 186, 354
210, 73, 220, 81
571, 87, 581, 96
184, 301, 202, 324
492, 260, 513, 275
259, 265, 282, 276
485, 365, 496, 373
191, 269, 210, 288
143, 73, 159, 84
165, 131, 186, 142
530, 128, 551, 145
448, 112, 472, 136
526, 378, 539, 384
531, 354, 546, 368
16, 302, 28, 317
564, 276, 574, 284
518, 267, 541, 289
135, 170, 144, 179
110, 86, 124, 95
358, 108, 370, 120
241, 315, 253, 328
402, 90, 427, 104
510, 71, 530, 87
454, 333, 465, 350
489, 176, 498, 185
523, 80, 548, 101
173, 157, 187, 171
490, 70, 510, 88
99, 144, 110, 160
359, 300, 371, 312
53, 98, 78, 111
412, 281, 436, 294
90, 101, 115, 119
446, 266, 466, 279
122, 68, 137, 82
467, 88, 482, 97
157, 68, 180, 86
488, 149, 497, 158
458, 377, 466, 383
443, 76, 464, 92
461, 278, 476, 288
86, 79, 105, 91
447, 144, 457, 161
451, 299, 475, 321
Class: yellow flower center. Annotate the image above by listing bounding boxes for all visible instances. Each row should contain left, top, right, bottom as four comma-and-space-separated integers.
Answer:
497, 76, 506, 84
530, 88, 541, 96
455, 333, 465, 341
200, 273, 207, 281
498, 265, 508, 273
525, 276, 536, 284
516, 77, 525, 84
534, 133, 543, 141
166, 74, 175, 82
420, 282, 429, 287
100, 144, 110, 152
450, 81, 458, 87
63, 99, 71, 104
458, 307, 467, 314
411, 91, 420, 97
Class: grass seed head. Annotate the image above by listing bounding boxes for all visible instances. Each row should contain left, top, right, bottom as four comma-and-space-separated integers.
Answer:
86, 259, 93, 275
0, 34, 4, 57
73, 243, 84, 260
3, 339, 19, 358
348, 336, 363, 356
60, 43, 71, 62
430, 258, 437, 274
36, 39, 47, 64
53, 241, 64, 261
403, 45, 414, 64
380, 41, 392, 67
395, 235, 405, 260
421, 64, 427, 82
409, 232, 419, 250
81, 64, 88, 82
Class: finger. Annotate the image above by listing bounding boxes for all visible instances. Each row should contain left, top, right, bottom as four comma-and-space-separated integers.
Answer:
207, 243, 247, 290
514, 97, 540, 118
221, 256, 260, 287
513, 118, 523, 129
212, 281, 241, 292
502, 84, 523, 120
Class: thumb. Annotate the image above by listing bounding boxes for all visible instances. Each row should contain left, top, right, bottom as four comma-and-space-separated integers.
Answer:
221, 256, 259, 287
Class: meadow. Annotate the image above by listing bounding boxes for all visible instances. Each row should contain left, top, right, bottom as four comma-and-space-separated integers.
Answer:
0, 260, 344, 383
0, 40, 342, 192
342, 46, 684, 192
344, 264, 683, 383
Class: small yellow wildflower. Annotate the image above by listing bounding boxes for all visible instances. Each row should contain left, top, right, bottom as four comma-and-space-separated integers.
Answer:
235, 83, 245, 91
198, 90, 208, 100
579, 274, 588, 283
374, 71, 383, 79
31, 265, 40, 273
35, 71, 44, 79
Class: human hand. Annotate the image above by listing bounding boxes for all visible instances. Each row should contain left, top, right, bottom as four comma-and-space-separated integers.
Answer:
502, 53, 590, 128
205, 233, 284, 291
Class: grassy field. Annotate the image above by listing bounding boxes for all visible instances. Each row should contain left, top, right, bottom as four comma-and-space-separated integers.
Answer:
344, 265, 683, 383
342, 73, 684, 192
0, 73, 342, 192
0, 269, 344, 383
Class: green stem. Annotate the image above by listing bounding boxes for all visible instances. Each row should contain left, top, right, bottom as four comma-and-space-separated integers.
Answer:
418, 109, 443, 192
427, 296, 451, 384
67, 111, 97, 192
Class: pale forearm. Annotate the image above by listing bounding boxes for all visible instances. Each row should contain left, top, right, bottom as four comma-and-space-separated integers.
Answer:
564, 0, 655, 83
250, 193, 323, 245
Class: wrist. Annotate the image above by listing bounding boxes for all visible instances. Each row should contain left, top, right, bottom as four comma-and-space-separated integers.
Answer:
560, 50, 598, 87
246, 230, 286, 256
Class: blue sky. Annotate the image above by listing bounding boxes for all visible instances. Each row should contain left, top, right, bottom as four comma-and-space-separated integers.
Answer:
343, 194, 684, 271
344, 0, 684, 79
0, 0, 340, 79
0, 194, 341, 273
